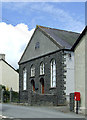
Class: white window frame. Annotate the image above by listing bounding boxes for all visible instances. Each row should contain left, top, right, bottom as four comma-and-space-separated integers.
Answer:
40, 62, 44, 75
23, 68, 27, 90
31, 65, 35, 77
50, 59, 56, 88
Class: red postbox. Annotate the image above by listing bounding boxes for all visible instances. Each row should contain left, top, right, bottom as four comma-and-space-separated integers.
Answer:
74, 92, 80, 101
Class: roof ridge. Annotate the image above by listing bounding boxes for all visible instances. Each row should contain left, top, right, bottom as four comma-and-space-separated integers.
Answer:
38, 25, 71, 48
38, 25, 63, 48
37, 25, 80, 34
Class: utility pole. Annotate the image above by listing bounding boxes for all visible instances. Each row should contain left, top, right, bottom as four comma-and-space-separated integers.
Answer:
1, 89, 4, 103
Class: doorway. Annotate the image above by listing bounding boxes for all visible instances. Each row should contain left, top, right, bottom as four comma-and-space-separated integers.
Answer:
31, 80, 35, 92
40, 78, 44, 94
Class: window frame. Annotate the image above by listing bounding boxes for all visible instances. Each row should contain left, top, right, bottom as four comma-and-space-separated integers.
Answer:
35, 42, 40, 49
23, 68, 27, 90
31, 65, 35, 77
40, 62, 45, 75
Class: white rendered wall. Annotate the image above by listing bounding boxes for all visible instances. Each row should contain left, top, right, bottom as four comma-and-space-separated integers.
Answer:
0, 60, 19, 92
64, 52, 75, 99
85, 32, 87, 114
75, 34, 86, 114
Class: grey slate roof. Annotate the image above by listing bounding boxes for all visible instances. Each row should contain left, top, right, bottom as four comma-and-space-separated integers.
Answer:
72, 26, 87, 51
19, 25, 80, 64
39, 26, 80, 49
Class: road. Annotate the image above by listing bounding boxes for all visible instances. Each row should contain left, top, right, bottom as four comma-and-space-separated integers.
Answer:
0, 103, 85, 118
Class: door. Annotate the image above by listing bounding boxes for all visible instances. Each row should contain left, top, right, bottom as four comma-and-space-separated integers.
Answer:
31, 80, 35, 92
40, 78, 44, 94
42, 82, 44, 94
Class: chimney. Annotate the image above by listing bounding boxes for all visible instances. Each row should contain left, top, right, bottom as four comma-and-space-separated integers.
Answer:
0, 54, 5, 60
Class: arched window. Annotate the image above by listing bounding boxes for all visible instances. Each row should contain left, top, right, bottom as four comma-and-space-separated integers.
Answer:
50, 59, 56, 87
23, 68, 27, 90
31, 65, 35, 77
40, 62, 44, 75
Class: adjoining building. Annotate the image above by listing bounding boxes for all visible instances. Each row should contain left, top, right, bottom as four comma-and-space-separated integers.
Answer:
19, 25, 80, 105
71, 26, 87, 115
0, 54, 19, 92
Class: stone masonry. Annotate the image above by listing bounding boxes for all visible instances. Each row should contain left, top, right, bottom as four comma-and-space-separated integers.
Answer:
19, 50, 66, 106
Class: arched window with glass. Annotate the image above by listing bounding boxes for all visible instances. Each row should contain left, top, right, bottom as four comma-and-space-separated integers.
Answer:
31, 65, 35, 77
40, 62, 44, 75
23, 68, 27, 90
50, 59, 56, 87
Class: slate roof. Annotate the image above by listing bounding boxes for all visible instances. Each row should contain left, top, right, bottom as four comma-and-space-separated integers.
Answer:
19, 25, 80, 64
71, 26, 87, 51
39, 26, 80, 49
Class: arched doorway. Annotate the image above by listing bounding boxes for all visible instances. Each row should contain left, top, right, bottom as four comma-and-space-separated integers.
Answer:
31, 80, 35, 92
40, 78, 44, 94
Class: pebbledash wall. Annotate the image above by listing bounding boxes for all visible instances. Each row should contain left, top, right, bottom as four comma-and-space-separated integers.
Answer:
19, 50, 66, 106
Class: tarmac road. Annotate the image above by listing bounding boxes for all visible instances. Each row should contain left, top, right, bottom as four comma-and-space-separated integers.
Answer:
0, 103, 85, 118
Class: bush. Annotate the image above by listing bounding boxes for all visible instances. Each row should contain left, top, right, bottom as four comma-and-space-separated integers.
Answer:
12, 91, 19, 103
0, 84, 6, 90
3, 90, 10, 103
0, 85, 19, 103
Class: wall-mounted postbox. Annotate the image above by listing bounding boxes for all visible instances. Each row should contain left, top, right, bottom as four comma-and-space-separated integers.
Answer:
74, 92, 80, 101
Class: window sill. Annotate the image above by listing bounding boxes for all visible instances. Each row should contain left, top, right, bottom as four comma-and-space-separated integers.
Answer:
22, 90, 27, 92
39, 74, 44, 76
49, 87, 56, 90
30, 76, 35, 78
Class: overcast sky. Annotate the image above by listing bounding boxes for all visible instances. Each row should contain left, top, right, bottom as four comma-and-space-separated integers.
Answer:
0, 2, 85, 69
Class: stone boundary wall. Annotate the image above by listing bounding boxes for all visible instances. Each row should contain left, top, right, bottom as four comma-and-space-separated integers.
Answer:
30, 92, 57, 106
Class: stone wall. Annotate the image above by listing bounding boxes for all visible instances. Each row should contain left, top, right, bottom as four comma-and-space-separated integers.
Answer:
30, 92, 57, 106
19, 50, 66, 105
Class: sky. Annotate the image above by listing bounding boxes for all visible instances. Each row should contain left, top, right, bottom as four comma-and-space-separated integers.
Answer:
86, 1, 87, 25
0, 2, 85, 69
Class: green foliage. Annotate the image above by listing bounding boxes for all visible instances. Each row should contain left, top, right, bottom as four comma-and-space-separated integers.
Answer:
3, 90, 10, 103
0, 84, 6, 90
0, 84, 19, 103
12, 91, 19, 102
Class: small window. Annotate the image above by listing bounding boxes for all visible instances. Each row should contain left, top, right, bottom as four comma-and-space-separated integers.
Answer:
50, 59, 56, 88
35, 42, 40, 49
23, 68, 27, 90
31, 65, 35, 77
40, 62, 44, 75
